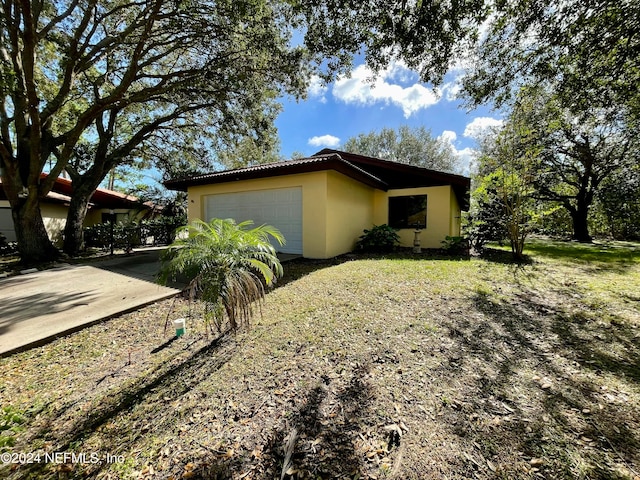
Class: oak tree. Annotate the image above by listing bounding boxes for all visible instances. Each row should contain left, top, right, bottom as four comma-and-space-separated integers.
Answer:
1, 0, 486, 262
343, 126, 460, 173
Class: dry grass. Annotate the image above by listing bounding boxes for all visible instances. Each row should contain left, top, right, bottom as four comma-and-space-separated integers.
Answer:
1, 240, 639, 479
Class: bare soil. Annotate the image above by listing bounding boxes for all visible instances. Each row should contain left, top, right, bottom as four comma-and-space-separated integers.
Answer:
1, 243, 639, 479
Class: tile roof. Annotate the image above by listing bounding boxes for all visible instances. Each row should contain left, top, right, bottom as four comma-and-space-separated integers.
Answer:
164, 149, 471, 210
0, 174, 158, 210
164, 152, 388, 191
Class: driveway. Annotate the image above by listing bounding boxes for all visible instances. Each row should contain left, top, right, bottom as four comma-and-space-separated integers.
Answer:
0, 248, 181, 356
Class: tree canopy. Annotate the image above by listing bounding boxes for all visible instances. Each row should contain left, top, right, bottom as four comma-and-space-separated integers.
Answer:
472, 86, 638, 243
1, 0, 488, 262
462, 1, 639, 243
461, 0, 640, 121
343, 126, 460, 173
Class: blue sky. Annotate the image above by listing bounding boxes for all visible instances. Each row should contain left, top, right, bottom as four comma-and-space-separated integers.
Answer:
275, 60, 504, 176
117, 60, 504, 194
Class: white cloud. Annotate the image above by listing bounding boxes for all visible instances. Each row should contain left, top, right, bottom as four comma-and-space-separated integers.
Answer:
440, 130, 458, 144
332, 62, 441, 118
442, 76, 463, 102
308, 134, 340, 148
308, 75, 328, 103
438, 130, 478, 176
463, 116, 503, 140
454, 147, 477, 175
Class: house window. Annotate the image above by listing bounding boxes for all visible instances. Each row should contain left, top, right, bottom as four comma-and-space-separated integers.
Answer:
388, 195, 427, 229
101, 212, 129, 224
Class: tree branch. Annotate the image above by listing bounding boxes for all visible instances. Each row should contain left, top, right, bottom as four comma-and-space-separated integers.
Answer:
37, 0, 80, 39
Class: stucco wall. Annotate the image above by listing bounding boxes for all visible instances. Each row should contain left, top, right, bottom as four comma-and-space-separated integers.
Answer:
186, 173, 462, 258
84, 209, 104, 227
41, 203, 68, 247
373, 185, 457, 249
85, 208, 139, 226
0, 201, 145, 247
187, 172, 329, 259
325, 171, 375, 258
1, 202, 68, 246
450, 188, 462, 237
2, 201, 98, 246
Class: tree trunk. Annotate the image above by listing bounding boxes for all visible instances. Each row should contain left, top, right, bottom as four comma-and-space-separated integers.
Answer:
63, 191, 92, 256
62, 170, 107, 256
570, 207, 592, 243
11, 194, 59, 264
569, 186, 594, 243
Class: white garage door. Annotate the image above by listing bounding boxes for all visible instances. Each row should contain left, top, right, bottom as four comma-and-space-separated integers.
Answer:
204, 187, 303, 254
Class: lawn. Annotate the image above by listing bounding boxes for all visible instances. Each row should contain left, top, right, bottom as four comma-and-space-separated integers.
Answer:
1, 239, 639, 479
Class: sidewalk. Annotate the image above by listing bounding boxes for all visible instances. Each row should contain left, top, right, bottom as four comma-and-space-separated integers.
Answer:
0, 249, 181, 356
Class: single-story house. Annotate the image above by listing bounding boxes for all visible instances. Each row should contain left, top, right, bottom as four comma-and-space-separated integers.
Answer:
164, 149, 470, 259
0, 175, 159, 246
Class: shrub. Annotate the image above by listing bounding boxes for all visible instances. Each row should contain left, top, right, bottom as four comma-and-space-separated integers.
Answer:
355, 224, 400, 253
0, 232, 17, 256
159, 218, 284, 333
84, 216, 185, 251
441, 235, 469, 255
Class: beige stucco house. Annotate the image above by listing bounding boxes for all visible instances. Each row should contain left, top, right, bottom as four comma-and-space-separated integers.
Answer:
0, 175, 158, 246
165, 149, 470, 259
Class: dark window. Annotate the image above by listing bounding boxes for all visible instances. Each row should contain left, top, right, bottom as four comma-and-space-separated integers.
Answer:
388, 195, 427, 229
101, 212, 129, 223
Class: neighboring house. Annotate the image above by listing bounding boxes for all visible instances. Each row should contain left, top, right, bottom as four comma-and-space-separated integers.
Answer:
0, 175, 158, 246
165, 149, 470, 259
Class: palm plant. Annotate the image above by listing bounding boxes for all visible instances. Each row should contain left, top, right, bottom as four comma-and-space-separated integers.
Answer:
159, 218, 285, 333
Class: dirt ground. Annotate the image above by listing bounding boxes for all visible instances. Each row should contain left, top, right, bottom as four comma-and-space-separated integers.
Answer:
1, 243, 639, 479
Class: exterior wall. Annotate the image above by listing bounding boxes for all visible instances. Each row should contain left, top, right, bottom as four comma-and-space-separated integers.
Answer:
373, 185, 456, 249
187, 172, 329, 259
0, 200, 15, 242
450, 188, 462, 237
325, 171, 375, 258
1, 199, 150, 247
85, 209, 103, 227
186, 173, 463, 258
2, 200, 103, 247
40, 203, 68, 247
85, 208, 137, 226
2, 201, 69, 247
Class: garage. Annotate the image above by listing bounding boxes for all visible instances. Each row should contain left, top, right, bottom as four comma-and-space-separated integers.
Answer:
204, 187, 303, 254
0, 207, 16, 242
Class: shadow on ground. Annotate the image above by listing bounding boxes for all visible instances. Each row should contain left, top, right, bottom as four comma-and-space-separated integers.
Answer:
0, 291, 98, 335
433, 284, 640, 478
14, 335, 235, 478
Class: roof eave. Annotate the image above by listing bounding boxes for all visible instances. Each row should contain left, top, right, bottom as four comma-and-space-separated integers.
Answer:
165, 157, 388, 192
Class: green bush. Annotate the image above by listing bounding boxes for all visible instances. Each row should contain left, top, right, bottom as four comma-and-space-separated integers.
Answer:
84, 216, 185, 250
355, 224, 400, 253
0, 232, 17, 256
441, 235, 469, 254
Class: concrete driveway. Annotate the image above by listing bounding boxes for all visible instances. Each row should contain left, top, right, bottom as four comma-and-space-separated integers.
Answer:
0, 248, 181, 356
